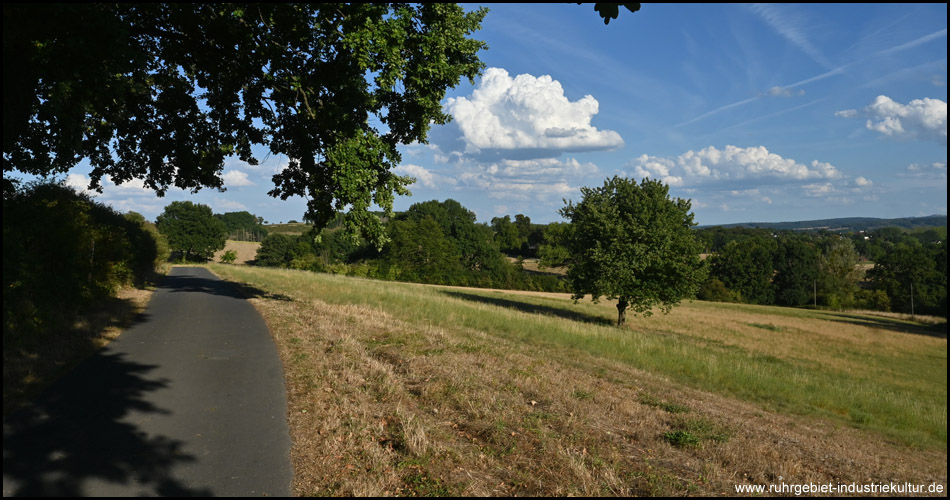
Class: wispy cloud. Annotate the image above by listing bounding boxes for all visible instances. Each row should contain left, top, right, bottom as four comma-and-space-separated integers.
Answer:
674, 96, 761, 128
876, 28, 947, 57
677, 23, 945, 128
747, 4, 833, 69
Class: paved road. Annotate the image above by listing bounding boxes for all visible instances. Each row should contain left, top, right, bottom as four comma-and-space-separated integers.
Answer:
2, 267, 293, 496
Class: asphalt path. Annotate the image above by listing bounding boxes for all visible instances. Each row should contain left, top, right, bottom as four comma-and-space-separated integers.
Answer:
2, 267, 293, 496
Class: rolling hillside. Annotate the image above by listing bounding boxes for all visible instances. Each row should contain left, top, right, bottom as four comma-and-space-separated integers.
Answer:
707, 215, 947, 232
207, 264, 947, 496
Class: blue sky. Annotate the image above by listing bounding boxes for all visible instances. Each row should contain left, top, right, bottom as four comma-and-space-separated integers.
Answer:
60, 3, 947, 226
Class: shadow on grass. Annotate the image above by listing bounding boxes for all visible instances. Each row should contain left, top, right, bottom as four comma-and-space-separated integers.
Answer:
439, 290, 614, 327
816, 311, 948, 339
2, 352, 208, 496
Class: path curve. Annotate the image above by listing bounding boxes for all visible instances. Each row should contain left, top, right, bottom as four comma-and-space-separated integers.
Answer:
2, 266, 293, 496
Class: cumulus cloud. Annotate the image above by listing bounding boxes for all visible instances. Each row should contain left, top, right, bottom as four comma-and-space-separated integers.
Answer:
222, 169, 255, 187
107, 177, 154, 195
443, 68, 623, 157
213, 197, 247, 211
393, 164, 457, 190
854, 176, 873, 187
66, 173, 97, 196
627, 145, 842, 187
67, 173, 156, 197
447, 157, 598, 203
488, 157, 599, 181
837, 95, 947, 144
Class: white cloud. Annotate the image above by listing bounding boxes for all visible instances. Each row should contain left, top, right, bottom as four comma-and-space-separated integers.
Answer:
766, 86, 804, 98
747, 4, 832, 69
446, 156, 599, 204
66, 173, 97, 196
854, 176, 873, 187
106, 176, 154, 195
393, 164, 457, 189
222, 169, 255, 187
458, 172, 576, 202
837, 95, 947, 144
213, 197, 247, 211
627, 145, 842, 187
443, 68, 623, 156
903, 162, 947, 179
489, 157, 599, 180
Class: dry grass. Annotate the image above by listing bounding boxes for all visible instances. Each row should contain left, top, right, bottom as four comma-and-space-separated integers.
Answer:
213, 240, 261, 265
209, 265, 947, 496
3, 286, 154, 416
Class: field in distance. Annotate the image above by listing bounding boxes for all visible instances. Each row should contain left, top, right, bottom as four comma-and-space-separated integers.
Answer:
207, 264, 947, 496
213, 240, 261, 265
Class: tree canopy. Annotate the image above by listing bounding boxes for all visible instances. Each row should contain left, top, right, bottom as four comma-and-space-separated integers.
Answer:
4, 3, 487, 246
560, 177, 706, 325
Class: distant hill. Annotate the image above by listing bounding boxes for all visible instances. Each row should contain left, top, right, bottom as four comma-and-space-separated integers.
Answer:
703, 215, 947, 232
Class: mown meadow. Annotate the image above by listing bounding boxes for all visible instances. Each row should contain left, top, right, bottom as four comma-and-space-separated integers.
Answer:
208, 263, 947, 496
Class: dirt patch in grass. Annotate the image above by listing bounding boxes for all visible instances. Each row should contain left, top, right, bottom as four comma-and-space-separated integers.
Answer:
3, 286, 154, 416
238, 280, 947, 496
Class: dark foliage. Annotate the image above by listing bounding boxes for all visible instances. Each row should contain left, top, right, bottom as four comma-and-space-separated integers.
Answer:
3, 181, 168, 338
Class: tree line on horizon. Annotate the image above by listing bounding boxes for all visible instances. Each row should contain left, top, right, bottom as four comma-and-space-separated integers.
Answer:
142, 181, 948, 319
3, 177, 946, 344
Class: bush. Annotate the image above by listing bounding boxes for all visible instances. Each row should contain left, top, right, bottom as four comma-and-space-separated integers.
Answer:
697, 278, 741, 303
855, 288, 891, 312
220, 250, 238, 264
3, 181, 166, 337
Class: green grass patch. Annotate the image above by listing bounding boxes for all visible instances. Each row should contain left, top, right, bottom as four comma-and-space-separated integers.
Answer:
662, 430, 700, 448
639, 393, 691, 414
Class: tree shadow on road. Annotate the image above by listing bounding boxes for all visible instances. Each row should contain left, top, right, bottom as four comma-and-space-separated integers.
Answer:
2, 352, 210, 496
161, 272, 292, 302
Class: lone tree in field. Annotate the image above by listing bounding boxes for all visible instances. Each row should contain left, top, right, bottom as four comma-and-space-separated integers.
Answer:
560, 177, 706, 326
156, 201, 227, 261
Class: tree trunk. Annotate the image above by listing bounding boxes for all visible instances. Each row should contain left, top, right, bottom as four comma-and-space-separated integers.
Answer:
616, 297, 628, 326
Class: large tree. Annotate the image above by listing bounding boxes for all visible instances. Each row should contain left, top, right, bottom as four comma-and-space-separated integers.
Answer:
4, 4, 487, 246
560, 177, 706, 326
400, 199, 504, 274
156, 201, 227, 261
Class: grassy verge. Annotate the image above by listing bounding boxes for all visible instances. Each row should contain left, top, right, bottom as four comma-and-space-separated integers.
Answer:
209, 264, 947, 496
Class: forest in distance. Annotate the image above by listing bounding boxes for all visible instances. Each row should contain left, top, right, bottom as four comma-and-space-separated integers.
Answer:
4, 179, 946, 345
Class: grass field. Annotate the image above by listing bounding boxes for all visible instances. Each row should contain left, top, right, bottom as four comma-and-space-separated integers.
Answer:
263, 222, 313, 235
207, 264, 947, 496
